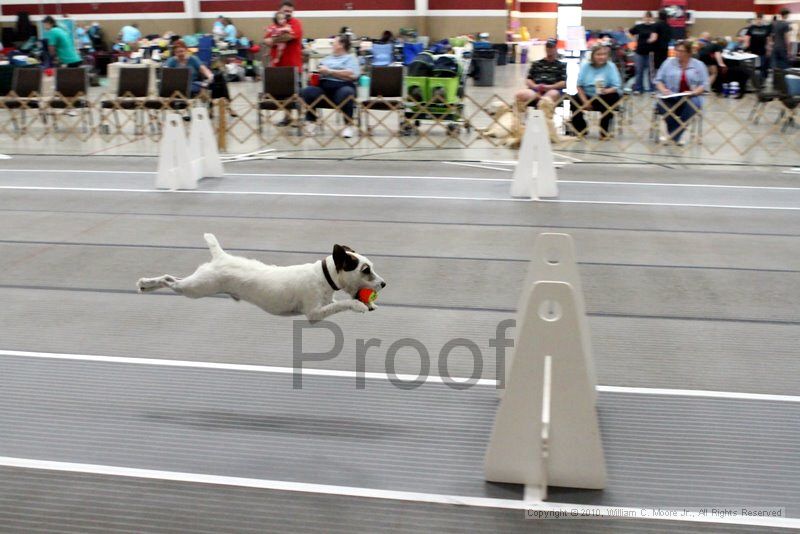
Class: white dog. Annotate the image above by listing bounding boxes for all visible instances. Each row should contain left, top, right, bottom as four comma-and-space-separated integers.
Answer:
137, 234, 386, 322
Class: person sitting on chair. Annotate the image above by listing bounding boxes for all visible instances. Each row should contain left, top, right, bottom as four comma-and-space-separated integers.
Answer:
569, 44, 622, 140
514, 38, 569, 143
164, 40, 213, 96
654, 40, 709, 145
300, 34, 359, 138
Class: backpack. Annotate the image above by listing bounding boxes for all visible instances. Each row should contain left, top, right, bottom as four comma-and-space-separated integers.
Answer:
432, 55, 459, 78
407, 51, 435, 77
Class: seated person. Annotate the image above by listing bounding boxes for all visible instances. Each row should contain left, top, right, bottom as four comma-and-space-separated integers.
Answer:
654, 40, 709, 145
300, 34, 359, 138
569, 44, 622, 139
514, 38, 568, 143
164, 40, 213, 96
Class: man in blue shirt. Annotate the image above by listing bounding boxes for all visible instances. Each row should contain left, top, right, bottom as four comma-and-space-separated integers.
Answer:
300, 34, 360, 138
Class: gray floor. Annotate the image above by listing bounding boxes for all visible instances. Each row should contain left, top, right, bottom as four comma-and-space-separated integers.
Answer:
0, 154, 798, 532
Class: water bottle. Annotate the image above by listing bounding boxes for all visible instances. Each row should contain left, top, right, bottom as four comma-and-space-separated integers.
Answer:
729, 81, 740, 98
357, 74, 370, 101
722, 82, 730, 98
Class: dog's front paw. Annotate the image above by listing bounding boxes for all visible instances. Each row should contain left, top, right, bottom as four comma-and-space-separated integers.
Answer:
367, 303, 378, 312
350, 300, 369, 313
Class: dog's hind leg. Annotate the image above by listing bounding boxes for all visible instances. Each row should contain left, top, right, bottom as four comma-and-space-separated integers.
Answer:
164, 265, 223, 299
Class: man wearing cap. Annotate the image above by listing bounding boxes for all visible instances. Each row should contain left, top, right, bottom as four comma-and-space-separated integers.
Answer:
514, 38, 570, 143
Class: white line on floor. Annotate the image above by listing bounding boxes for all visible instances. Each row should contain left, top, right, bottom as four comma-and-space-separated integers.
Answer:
595, 385, 800, 403
2, 185, 798, 210
3, 350, 798, 403
558, 179, 800, 191
442, 161, 513, 172
0, 186, 523, 203
553, 152, 583, 162
0, 169, 510, 183
1, 168, 796, 190
537, 199, 800, 211
0, 349, 497, 387
0, 457, 797, 528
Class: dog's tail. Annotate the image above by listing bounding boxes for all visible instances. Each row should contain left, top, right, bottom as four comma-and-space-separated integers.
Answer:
204, 233, 226, 260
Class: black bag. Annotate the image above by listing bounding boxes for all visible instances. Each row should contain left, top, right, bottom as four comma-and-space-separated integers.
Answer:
432, 55, 459, 78
407, 51, 435, 77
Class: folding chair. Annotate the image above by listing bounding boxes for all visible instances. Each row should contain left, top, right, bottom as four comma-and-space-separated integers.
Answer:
359, 66, 404, 135
100, 66, 150, 134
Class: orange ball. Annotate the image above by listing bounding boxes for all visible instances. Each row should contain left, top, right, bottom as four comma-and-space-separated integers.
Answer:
357, 288, 377, 304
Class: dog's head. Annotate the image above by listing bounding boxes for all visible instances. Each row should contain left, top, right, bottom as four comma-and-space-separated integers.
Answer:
487, 100, 512, 117
332, 244, 386, 296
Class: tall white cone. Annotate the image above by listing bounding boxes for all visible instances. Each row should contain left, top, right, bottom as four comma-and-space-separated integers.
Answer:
156, 113, 197, 190
510, 109, 558, 199
189, 106, 224, 179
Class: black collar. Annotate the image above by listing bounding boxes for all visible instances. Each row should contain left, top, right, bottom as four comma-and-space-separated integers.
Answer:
321, 258, 339, 291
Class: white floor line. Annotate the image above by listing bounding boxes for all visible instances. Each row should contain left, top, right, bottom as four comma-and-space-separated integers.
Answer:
0, 169, 510, 183
0, 154, 11, 160
2, 168, 796, 190
230, 172, 512, 182
0, 349, 497, 387
0, 186, 523, 203
1, 457, 797, 529
2, 185, 797, 209
552, 152, 583, 162
536, 198, 800, 211
559, 179, 800, 191
442, 161, 513, 172
3, 349, 799, 403
595, 385, 800, 403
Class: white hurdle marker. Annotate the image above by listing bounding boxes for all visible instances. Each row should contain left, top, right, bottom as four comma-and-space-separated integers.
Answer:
156, 113, 197, 190
486, 233, 605, 496
510, 109, 558, 199
188, 106, 224, 180
502, 233, 597, 397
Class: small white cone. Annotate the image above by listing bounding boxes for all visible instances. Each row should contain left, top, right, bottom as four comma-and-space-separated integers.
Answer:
189, 106, 224, 179
510, 109, 558, 199
156, 113, 197, 190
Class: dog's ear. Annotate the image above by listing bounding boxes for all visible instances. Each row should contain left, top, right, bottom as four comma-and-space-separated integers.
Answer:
332, 244, 359, 272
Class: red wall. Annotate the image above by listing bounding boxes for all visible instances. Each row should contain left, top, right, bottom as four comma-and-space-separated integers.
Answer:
519, 3, 559, 13
201, 0, 415, 10
429, 0, 506, 8
2, 2, 184, 16
582, 0, 754, 10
